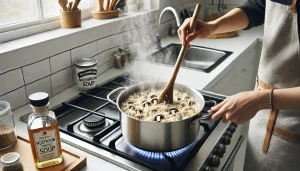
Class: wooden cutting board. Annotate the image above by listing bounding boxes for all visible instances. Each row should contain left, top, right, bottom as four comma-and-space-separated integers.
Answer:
0, 135, 86, 171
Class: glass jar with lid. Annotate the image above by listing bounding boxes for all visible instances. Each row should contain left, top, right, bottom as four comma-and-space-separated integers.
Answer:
0, 101, 17, 150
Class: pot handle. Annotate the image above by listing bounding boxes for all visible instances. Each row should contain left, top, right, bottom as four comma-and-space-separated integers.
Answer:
189, 100, 217, 128
107, 87, 127, 106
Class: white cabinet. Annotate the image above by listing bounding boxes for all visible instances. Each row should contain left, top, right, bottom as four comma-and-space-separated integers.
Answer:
209, 43, 257, 96
207, 41, 263, 171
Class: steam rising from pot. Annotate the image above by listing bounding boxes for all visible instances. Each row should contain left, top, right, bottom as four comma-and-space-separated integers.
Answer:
116, 5, 175, 85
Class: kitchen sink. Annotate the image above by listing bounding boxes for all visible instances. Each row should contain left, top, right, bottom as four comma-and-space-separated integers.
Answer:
147, 44, 232, 72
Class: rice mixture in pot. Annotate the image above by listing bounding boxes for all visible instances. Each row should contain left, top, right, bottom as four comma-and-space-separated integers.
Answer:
121, 90, 201, 122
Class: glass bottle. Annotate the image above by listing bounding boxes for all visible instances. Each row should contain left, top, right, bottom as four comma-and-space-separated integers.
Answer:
27, 92, 63, 168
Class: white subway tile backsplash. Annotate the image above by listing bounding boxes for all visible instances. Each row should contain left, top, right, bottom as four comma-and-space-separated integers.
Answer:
105, 47, 119, 62
72, 66, 77, 85
92, 53, 106, 66
22, 59, 51, 84
97, 62, 110, 76
26, 77, 51, 102
50, 51, 72, 73
0, 69, 24, 96
0, 87, 26, 110
110, 34, 122, 48
97, 37, 111, 53
107, 59, 114, 68
51, 68, 73, 95
71, 42, 98, 64
0, 10, 169, 108
121, 32, 130, 45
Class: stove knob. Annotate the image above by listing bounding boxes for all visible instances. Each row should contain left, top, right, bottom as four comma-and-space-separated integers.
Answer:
221, 135, 231, 145
216, 143, 226, 156
204, 165, 214, 171
226, 131, 233, 138
208, 155, 220, 167
232, 123, 238, 127
229, 126, 236, 133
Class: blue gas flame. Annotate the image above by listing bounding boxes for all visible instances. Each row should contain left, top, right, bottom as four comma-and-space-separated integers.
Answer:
129, 144, 192, 160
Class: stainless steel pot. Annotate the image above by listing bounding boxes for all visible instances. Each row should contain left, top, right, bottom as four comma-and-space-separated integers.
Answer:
107, 82, 215, 152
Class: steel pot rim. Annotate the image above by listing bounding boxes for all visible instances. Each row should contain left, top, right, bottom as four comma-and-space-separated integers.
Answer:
108, 82, 206, 124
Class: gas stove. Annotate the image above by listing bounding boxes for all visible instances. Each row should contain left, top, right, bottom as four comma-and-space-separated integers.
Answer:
50, 75, 244, 171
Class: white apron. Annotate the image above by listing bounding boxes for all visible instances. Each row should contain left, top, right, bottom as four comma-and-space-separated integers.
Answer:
244, 0, 300, 170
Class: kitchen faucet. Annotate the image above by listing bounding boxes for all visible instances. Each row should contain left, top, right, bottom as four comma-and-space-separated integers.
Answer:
156, 7, 182, 49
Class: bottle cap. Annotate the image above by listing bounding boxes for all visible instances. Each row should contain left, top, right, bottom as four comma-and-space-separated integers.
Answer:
1, 152, 20, 166
29, 92, 49, 107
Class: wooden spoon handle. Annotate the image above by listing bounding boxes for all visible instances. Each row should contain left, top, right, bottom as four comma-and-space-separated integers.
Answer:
98, 0, 104, 11
71, 0, 81, 10
104, 0, 109, 10
168, 4, 201, 84
108, 0, 115, 10
58, 0, 68, 11
113, 0, 120, 10
188, 4, 201, 33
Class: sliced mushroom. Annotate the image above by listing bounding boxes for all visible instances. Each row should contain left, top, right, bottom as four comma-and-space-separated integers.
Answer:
188, 100, 196, 106
127, 101, 133, 105
150, 94, 157, 99
168, 108, 179, 115
151, 109, 157, 113
135, 109, 143, 115
153, 114, 164, 122
184, 95, 191, 100
177, 97, 181, 101
142, 100, 151, 107
151, 98, 158, 105
134, 114, 144, 119
128, 105, 135, 110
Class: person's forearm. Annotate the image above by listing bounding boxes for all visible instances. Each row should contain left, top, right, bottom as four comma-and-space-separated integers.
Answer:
209, 8, 249, 34
257, 87, 300, 111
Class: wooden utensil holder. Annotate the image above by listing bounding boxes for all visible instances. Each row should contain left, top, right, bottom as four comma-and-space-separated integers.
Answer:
60, 10, 81, 28
92, 10, 119, 19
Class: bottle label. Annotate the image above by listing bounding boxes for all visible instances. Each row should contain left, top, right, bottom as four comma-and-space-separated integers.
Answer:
33, 129, 59, 162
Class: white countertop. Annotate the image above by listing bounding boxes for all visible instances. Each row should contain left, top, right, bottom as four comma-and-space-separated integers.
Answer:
12, 26, 263, 171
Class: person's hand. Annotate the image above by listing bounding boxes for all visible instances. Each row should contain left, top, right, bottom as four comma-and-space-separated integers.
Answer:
209, 90, 269, 124
177, 18, 217, 48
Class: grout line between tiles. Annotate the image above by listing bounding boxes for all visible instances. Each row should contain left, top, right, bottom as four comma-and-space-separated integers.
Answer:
20, 68, 26, 86
0, 86, 25, 98
49, 74, 53, 97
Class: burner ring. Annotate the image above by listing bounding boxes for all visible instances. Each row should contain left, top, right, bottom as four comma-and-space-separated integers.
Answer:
83, 114, 105, 128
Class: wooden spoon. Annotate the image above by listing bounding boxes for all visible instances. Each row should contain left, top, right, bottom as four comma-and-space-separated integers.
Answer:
98, 0, 104, 11
113, 0, 120, 10
108, 0, 116, 10
58, 0, 68, 11
71, 0, 81, 10
158, 4, 201, 104
104, 0, 110, 10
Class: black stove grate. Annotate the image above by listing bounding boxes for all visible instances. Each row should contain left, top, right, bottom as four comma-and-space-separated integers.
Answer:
52, 75, 224, 171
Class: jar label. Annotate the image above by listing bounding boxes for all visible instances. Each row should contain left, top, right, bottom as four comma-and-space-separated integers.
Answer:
77, 69, 97, 89
33, 129, 59, 162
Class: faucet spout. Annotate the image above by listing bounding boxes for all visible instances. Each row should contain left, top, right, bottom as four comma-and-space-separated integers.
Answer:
158, 7, 181, 27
